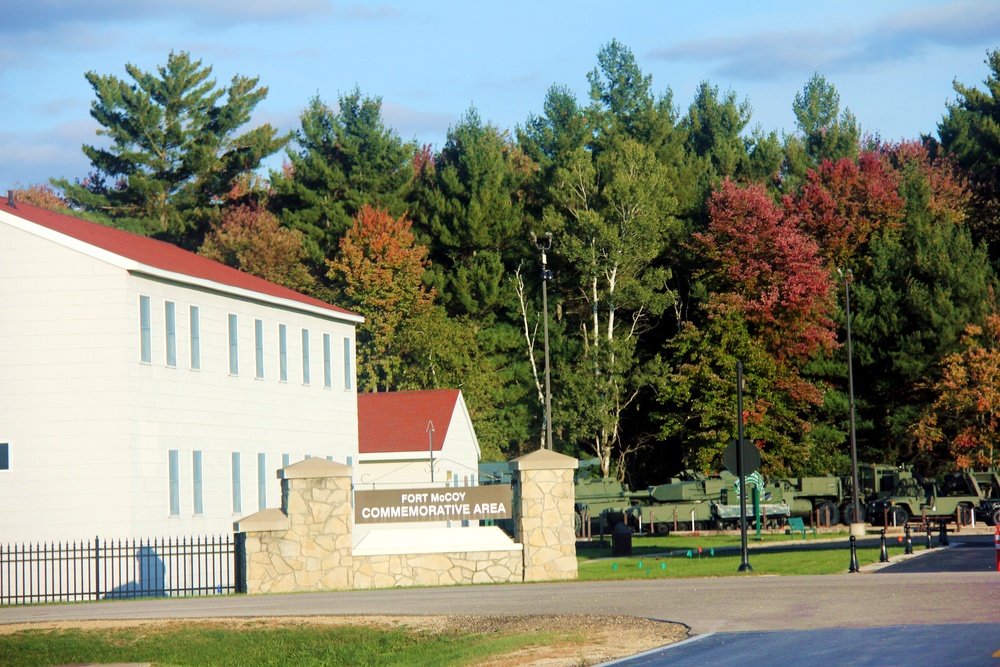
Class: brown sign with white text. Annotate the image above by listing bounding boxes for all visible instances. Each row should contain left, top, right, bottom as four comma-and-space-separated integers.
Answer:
354, 485, 513, 524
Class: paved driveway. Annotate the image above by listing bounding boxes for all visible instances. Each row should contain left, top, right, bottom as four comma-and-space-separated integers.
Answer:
1, 569, 997, 637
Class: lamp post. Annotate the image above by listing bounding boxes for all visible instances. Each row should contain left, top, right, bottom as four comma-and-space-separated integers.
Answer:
427, 420, 435, 483
840, 268, 864, 536
534, 232, 554, 450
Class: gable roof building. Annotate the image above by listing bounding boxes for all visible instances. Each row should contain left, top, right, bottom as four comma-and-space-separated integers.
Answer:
356, 389, 481, 491
0, 197, 363, 543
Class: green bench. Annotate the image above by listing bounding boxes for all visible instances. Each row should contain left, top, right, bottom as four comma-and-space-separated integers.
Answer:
787, 516, 817, 539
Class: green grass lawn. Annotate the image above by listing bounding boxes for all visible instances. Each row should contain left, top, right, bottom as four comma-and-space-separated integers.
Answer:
0, 619, 573, 667
576, 531, 924, 579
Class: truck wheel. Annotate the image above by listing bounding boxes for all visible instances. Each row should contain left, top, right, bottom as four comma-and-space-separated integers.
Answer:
841, 503, 865, 525
991, 507, 1000, 527
817, 502, 840, 527
891, 506, 909, 527
655, 522, 670, 535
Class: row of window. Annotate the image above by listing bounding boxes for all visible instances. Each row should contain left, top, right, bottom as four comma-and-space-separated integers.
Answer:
167, 450, 353, 517
140, 295, 353, 390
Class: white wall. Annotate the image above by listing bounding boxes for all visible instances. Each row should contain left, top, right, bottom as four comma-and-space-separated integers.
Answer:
0, 221, 134, 543
0, 220, 360, 543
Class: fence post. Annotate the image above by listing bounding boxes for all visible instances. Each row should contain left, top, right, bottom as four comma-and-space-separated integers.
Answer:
94, 536, 101, 601
234, 532, 247, 594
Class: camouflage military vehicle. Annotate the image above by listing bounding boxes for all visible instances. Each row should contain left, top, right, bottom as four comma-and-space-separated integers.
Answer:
970, 470, 1000, 525
773, 476, 844, 526
575, 476, 634, 535
614, 471, 791, 533
868, 471, 982, 526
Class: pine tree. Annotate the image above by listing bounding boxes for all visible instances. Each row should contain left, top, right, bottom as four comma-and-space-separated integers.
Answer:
271, 89, 416, 266
937, 48, 1000, 257
54, 51, 287, 248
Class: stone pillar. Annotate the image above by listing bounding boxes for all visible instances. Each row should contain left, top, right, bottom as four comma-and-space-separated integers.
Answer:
509, 449, 578, 582
234, 457, 353, 594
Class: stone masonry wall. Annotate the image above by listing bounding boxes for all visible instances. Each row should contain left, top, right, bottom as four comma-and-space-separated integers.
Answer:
235, 451, 577, 594
510, 449, 579, 582
236, 458, 353, 594
353, 550, 523, 589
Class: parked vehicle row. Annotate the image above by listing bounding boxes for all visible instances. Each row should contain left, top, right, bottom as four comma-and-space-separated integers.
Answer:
574, 462, 1000, 537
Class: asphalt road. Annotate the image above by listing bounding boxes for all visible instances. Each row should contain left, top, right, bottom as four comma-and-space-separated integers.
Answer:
1, 531, 998, 665
610, 624, 1000, 667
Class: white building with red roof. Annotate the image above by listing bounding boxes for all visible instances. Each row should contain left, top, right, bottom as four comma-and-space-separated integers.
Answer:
0, 195, 363, 543
356, 389, 481, 493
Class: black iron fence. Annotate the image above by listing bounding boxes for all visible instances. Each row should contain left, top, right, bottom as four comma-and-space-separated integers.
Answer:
0, 534, 246, 605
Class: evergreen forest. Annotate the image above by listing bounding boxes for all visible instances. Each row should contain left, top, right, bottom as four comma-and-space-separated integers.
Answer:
20, 42, 1000, 487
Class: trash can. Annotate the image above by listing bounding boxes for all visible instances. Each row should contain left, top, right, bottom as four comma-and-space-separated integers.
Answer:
612, 522, 633, 557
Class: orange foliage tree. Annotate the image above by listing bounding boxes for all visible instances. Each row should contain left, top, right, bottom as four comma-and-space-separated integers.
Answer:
327, 205, 435, 392
199, 204, 316, 295
912, 313, 1000, 470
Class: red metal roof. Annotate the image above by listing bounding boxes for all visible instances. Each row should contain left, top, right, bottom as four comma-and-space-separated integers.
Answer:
358, 389, 460, 454
1, 199, 356, 318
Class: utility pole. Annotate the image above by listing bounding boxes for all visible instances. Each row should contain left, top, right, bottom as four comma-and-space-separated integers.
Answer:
840, 267, 863, 535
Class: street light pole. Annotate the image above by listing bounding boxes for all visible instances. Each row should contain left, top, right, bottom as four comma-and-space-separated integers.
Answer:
534, 232, 554, 450
840, 268, 863, 535
427, 420, 436, 483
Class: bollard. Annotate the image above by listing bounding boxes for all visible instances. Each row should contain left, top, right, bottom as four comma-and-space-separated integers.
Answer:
926, 524, 934, 550
939, 521, 949, 547
904, 523, 914, 555
849, 535, 860, 573
879, 528, 890, 563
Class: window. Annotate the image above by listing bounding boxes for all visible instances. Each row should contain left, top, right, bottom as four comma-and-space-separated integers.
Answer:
301, 329, 310, 385
255, 319, 264, 379
168, 450, 180, 516
190, 306, 201, 370
140, 296, 151, 363
231, 452, 242, 513
165, 301, 176, 367
343, 337, 353, 390
323, 333, 332, 388
279, 324, 288, 382
0, 443, 9, 471
257, 453, 267, 511
282, 453, 290, 468
192, 451, 204, 515
228, 314, 239, 375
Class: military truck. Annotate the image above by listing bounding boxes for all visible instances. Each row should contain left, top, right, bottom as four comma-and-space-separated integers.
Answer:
971, 470, 1000, 525
575, 476, 634, 535
774, 476, 844, 526
867, 471, 982, 526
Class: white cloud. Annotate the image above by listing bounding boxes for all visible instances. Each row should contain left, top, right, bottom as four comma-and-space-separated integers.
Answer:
381, 102, 454, 143
648, 1, 1000, 81
0, 0, 332, 35
0, 119, 101, 190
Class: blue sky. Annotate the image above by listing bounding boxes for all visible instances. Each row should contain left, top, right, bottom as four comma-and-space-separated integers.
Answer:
1, 0, 999, 191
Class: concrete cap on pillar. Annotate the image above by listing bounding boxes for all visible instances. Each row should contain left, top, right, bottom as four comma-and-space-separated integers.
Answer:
278, 457, 353, 479
508, 449, 579, 471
